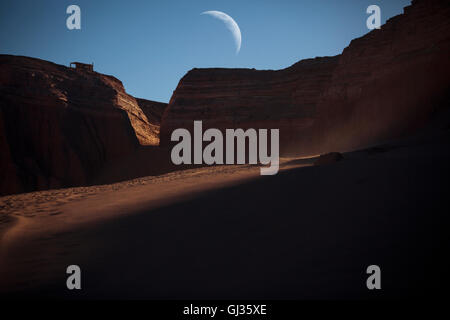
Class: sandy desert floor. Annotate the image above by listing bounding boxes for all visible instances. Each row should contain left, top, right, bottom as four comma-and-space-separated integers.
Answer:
1, 124, 449, 299
0, 157, 313, 240
0, 157, 314, 295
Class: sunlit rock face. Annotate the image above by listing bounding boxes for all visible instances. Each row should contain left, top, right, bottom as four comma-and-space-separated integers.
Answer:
0, 55, 166, 195
161, 0, 450, 156
136, 98, 167, 145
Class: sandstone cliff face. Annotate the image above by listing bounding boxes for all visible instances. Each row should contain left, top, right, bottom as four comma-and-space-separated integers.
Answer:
312, 0, 450, 154
136, 98, 167, 145
99, 75, 160, 146
0, 55, 165, 195
160, 57, 339, 150
160, 0, 450, 155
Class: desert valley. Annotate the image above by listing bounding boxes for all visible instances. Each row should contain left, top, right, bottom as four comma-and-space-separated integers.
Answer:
0, 0, 450, 299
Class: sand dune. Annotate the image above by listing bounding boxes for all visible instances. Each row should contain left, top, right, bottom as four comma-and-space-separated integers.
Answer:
0, 157, 314, 294
1, 121, 449, 298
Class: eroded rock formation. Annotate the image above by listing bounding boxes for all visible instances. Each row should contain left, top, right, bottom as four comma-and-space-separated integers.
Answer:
160, 57, 339, 153
0, 55, 166, 195
136, 98, 167, 144
313, 0, 450, 154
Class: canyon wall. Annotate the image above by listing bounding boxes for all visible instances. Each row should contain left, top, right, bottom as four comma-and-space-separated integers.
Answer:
313, 0, 450, 154
0, 55, 166, 195
160, 0, 450, 155
160, 57, 339, 154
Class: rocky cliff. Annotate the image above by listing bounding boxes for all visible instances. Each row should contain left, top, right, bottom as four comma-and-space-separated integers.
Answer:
160, 57, 339, 152
313, 0, 450, 154
0, 55, 166, 195
160, 0, 450, 155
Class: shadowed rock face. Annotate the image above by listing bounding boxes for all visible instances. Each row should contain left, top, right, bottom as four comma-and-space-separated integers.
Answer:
136, 98, 167, 144
160, 57, 340, 152
0, 55, 166, 195
313, 0, 450, 154
160, 0, 450, 155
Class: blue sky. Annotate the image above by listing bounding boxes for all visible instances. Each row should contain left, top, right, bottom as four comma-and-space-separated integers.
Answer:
0, 0, 411, 102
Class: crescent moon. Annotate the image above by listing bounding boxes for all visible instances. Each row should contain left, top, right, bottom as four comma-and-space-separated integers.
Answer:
201, 10, 242, 54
